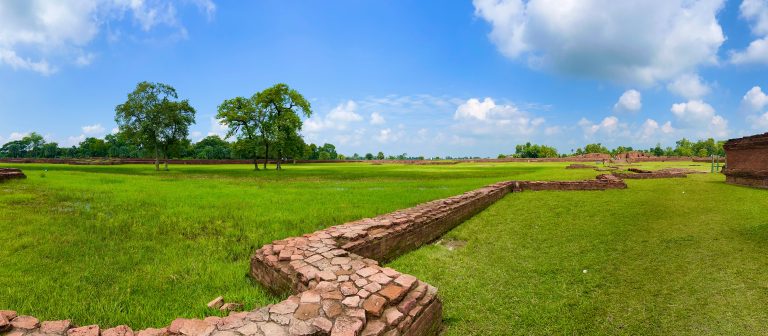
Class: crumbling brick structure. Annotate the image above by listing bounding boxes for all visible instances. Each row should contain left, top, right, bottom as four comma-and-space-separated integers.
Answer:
724, 132, 768, 189
1, 176, 627, 336
0, 168, 26, 182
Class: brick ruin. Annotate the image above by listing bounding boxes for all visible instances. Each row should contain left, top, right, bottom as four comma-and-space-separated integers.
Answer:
723, 132, 768, 189
0, 168, 26, 182
1, 175, 627, 336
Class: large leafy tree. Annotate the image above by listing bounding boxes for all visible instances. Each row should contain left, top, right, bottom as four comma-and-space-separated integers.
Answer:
216, 96, 264, 170
252, 83, 312, 170
114, 82, 196, 171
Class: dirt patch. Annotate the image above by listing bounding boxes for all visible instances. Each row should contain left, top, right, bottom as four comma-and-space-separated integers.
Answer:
435, 238, 467, 251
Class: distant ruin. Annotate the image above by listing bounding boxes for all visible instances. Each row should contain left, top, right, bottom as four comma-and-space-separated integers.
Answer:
724, 132, 768, 189
0, 168, 26, 182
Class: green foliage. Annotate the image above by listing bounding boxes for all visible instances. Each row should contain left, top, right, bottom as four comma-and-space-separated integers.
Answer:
114, 81, 196, 170
512, 142, 559, 158
582, 143, 610, 154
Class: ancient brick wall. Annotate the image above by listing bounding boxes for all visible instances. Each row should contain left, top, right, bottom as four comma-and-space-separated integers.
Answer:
0, 168, 26, 182
1, 176, 627, 336
724, 132, 768, 189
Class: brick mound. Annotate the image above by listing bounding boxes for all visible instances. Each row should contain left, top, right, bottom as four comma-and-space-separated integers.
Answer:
0, 176, 627, 336
612, 168, 692, 179
0, 168, 26, 182
565, 164, 596, 169
724, 132, 768, 189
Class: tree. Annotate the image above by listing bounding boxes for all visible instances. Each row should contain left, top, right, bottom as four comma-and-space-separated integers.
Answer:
674, 138, 693, 156
583, 143, 609, 154
78, 137, 108, 157
216, 96, 264, 170
193, 135, 232, 160
376, 151, 385, 160
513, 142, 559, 158
22, 133, 45, 158
252, 83, 312, 170
365, 153, 374, 160
115, 81, 196, 171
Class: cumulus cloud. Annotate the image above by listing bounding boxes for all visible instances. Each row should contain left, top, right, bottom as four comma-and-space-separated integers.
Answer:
0, 0, 216, 74
730, 0, 768, 64
305, 100, 364, 132
748, 112, 768, 130
578, 116, 624, 137
741, 86, 768, 112
63, 134, 86, 147
370, 112, 385, 125
638, 119, 675, 140
454, 97, 544, 135
667, 73, 711, 99
670, 100, 729, 137
208, 117, 228, 137
81, 123, 105, 135
613, 90, 642, 113
473, 0, 725, 85
375, 128, 399, 143
8, 132, 29, 141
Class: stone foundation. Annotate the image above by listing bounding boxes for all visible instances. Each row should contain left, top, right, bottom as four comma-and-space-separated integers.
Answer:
0, 168, 26, 182
1, 176, 627, 336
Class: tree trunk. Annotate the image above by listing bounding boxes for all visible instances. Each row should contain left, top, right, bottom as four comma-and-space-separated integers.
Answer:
154, 148, 160, 171
164, 152, 169, 171
264, 143, 269, 170
276, 150, 282, 170
253, 158, 260, 170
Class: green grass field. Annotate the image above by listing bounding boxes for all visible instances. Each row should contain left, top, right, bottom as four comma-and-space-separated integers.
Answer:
0, 162, 598, 329
2, 161, 766, 335
388, 165, 768, 335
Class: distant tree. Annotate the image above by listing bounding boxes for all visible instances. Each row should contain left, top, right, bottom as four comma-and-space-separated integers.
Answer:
216, 96, 263, 169
318, 151, 331, 160
252, 83, 312, 170
115, 81, 196, 170
193, 135, 232, 159
674, 138, 693, 156
365, 153, 374, 160
513, 142, 559, 158
318, 143, 338, 160
583, 143, 610, 154
22, 133, 46, 158
78, 137, 108, 157
351, 153, 361, 160
376, 151, 385, 160
651, 143, 664, 156
338, 154, 346, 160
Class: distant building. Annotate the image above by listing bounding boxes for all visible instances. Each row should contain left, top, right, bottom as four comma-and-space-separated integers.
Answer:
723, 132, 768, 189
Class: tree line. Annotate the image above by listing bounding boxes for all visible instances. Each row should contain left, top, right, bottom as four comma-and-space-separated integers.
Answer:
498, 139, 726, 159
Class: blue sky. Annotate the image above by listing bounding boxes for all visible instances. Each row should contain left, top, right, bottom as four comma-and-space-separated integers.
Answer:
2, 0, 768, 157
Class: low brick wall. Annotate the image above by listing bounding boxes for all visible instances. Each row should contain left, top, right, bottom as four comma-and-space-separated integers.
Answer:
724, 132, 768, 189
1, 176, 628, 336
0, 168, 26, 182
612, 172, 686, 179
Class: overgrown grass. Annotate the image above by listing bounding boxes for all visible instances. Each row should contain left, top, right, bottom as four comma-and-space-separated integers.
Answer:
0, 162, 599, 328
388, 164, 768, 335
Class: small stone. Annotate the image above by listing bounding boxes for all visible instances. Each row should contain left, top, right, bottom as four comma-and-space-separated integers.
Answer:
288, 319, 316, 336
67, 325, 100, 336
384, 307, 404, 326
270, 313, 291, 326
363, 282, 382, 293
340, 282, 358, 296
361, 320, 387, 336
269, 299, 299, 315
41, 320, 72, 334
211, 332, 239, 336
368, 273, 392, 285
135, 328, 167, 336
342, 295, 361, 307
355, 278, 369, 287
356, 267, 379, 278
102, 326, 135, 336
311, 317, 332, 334
322, 300, 343, 318
235, 322, 263, 336
358, 289, 370, 298
217, 315, 246, 330
394, 275, 418, 290
293, 303, 320, 320
305, 254, 324, 264
397, 297, 419, 314
207, 296, 224, 309
259, 322, 287, 336
362, 295, 387, 317
300, 290, 321, 303
11, 316, 39, 330
220, 303, 244, 312
331, 257, 351, 265
379, 284, 406, 303
247, 308, 270, 322
316, 270, 337, 281
338, 275, 350, 282
380, 268, 400, 278
330, 316, 363, 336
320, 289, 344, 300
170, 319, 214, 336
0, 311, 17, 321
0, 315, 8, 331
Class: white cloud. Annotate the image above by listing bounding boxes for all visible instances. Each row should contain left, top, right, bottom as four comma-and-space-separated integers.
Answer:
111, 127, 119, 134
8, 132, 29, 141
667, 73, 711, 99
63, 134, 86, 147
473, 0, 725, 85
208, 117, 228, 138
670, 100, 729, 137
0, 0, 215, 75
638, 119, 676, 141
81, 123, 105, 135
370, 112, 385, 125
749, 111, 768, 130
613, 89, 642, 113
454, 97, 544, 136
305, 100, 364, 132
730, 0, 768, 64
375, 128, 401, 143
579, 116, 623, 137
741, 86, 768, 112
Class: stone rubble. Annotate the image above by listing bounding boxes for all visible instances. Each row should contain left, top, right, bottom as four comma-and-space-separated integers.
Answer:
0, 168, 26, 182
1, 175, 626, 336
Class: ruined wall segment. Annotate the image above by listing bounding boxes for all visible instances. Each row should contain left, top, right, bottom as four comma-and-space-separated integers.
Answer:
0, 168, 26, 182
724, 132, 768, 189
1, 176, 627, 336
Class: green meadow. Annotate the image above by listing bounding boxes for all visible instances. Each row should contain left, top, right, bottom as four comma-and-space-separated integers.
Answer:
2, 161, 766, 335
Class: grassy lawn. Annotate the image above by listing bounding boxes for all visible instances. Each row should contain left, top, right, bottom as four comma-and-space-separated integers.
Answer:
0, 161, 601, 329
388, 165, 768, 335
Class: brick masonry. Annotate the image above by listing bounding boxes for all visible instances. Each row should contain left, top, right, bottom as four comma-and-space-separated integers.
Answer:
0, 168, 26, 182
724, 132, 768, 189
1, 175, 627, 336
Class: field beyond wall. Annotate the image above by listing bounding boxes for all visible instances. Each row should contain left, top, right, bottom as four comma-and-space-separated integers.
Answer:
1, 161, 766, 335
